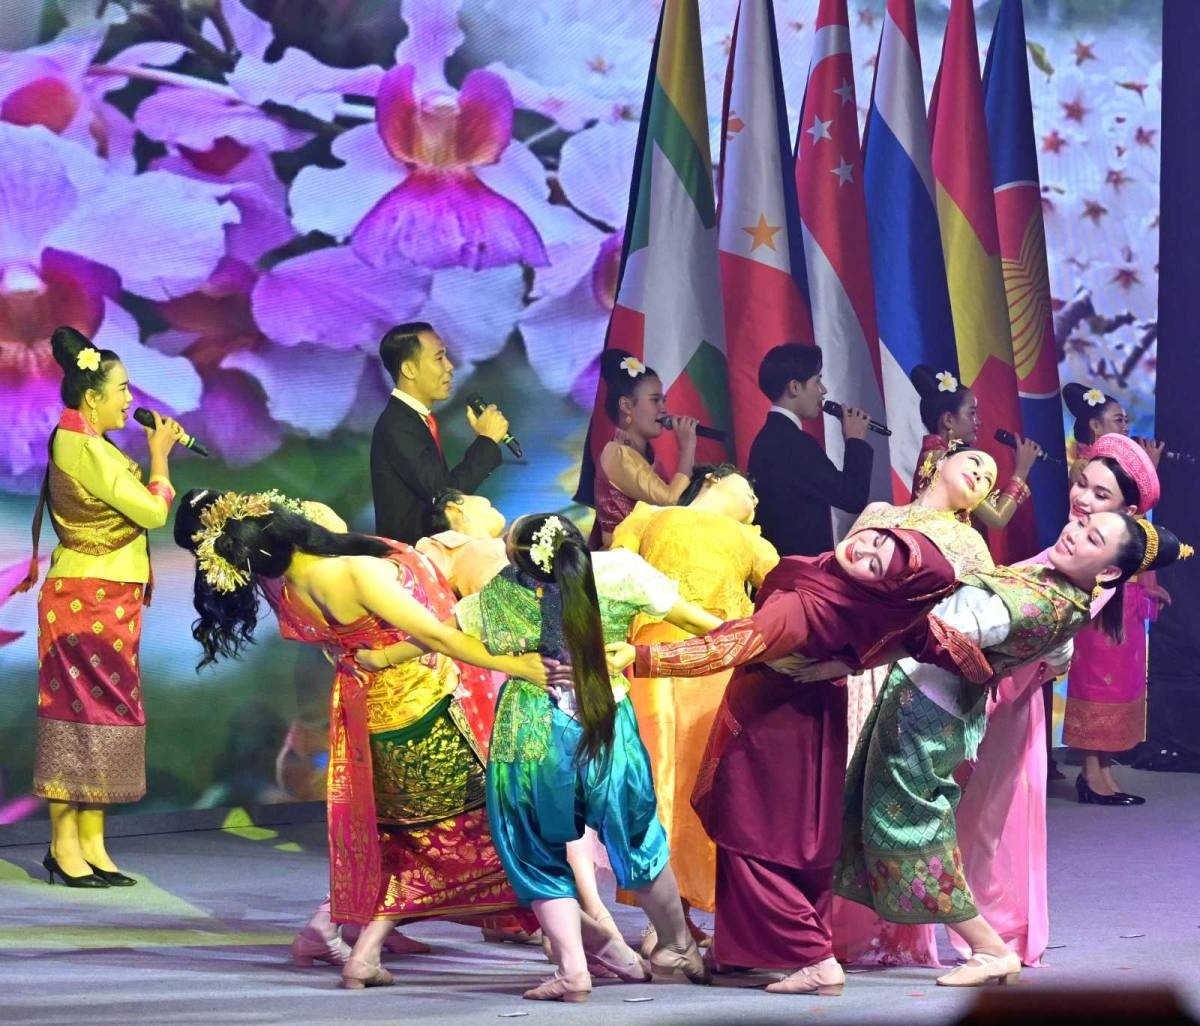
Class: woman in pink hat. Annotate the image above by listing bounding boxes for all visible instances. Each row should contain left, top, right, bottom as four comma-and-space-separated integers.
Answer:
1060, 431, 1167, 804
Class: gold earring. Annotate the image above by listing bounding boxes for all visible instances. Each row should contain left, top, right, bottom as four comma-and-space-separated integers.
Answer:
87, 409, 98, 427
624, 414, 632, 426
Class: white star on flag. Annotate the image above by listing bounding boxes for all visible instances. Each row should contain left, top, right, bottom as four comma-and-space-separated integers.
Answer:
831, 156, 854, 185
807, 114, 833, 143
834, 78, 855, 107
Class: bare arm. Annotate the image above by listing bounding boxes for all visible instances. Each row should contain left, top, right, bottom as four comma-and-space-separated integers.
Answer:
349, 558, 546, 684
662, 599, 722, 636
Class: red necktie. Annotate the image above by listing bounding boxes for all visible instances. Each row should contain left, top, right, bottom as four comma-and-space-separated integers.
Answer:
425, 412, 444, 460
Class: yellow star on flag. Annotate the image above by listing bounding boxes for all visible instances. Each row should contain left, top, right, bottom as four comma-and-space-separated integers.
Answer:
741, 212, 783, 252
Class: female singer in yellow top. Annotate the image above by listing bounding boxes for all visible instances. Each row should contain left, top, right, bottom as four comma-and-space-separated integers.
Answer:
610, 465, 778, 944
16, 327, 184, 888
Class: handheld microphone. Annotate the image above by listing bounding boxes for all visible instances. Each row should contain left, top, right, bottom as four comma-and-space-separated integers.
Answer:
994, 428, 1063, 465
464, 394, 523, 458
822, 400, 892, 437
1133, 437, 1196, 464
657, 415, 728, 442
132, 407, 209, 457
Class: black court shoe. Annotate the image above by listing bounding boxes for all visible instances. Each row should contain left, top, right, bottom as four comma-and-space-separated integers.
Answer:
1075, 774, 1138, 806
87, 862, 138, 886
43, 850, 108, 888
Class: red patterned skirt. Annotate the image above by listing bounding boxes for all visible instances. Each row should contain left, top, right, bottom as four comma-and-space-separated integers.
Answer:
33, 577, 147, 804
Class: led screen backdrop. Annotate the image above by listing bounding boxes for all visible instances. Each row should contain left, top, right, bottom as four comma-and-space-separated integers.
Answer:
0, 0, 1161, 818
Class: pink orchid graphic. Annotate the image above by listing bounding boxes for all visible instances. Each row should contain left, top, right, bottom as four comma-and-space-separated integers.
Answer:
291, 0, 550, 271
133, 0, 383, 161
0, 122, 234, 490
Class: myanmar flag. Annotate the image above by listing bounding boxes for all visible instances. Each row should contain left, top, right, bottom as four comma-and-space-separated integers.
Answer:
574, 0, 729, 507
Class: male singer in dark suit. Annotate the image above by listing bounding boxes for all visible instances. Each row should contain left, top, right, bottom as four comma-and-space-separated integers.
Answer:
370, 321, 509, 543
748, 343, 873, 556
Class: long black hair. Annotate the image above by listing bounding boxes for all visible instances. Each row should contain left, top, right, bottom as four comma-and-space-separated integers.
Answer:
678, 463, 743, 506
910, 364, 972, 436
508, 513, 614, 764
1063, 382, 1122, 445
50, 326, 121, 408
1095, 514, 1186, 643
600, 348, 659, 425
173, 489, 390, 669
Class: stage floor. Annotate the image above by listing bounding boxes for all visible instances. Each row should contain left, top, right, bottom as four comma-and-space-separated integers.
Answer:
2, 768, 1198, 1026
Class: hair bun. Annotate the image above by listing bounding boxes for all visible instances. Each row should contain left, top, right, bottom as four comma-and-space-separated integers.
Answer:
50, 326, 94, 373
909, 364, 939, 398
1146, 522, 1188, 573
600, 348, 641, 384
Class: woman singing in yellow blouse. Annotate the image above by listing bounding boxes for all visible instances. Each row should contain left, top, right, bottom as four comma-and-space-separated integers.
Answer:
16, 327, 184, 888
611, 465, 778, 946
591, 349, 699, 547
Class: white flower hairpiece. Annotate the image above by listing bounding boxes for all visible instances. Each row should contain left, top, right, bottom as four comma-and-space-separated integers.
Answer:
76, 348, 101, 372
1083, 387, 1105, 407
529, 516, 567, 574
619, 355, 646, 378
935, 370, 958, 393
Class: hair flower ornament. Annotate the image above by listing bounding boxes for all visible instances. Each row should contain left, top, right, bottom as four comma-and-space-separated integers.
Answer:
1083, 387, 1105, 407
192, 491, 281, 593
76, 348, 101, 372
529, 516, 567, 574
619, 356, 646, 378
935, 370, 958, 393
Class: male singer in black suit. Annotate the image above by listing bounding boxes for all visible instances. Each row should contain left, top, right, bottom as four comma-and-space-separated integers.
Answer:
748, 343, 873, 556
370, 321, 509, 543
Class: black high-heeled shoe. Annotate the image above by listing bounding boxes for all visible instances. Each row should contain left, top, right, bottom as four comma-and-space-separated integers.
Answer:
1112, 791, 1146, 806
1075, 774, 1138, 806
86, 862, 137, 886
43, 850, 108, 888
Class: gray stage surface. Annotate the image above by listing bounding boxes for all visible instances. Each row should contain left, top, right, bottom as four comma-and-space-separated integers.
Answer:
2, 768, 1198, 1026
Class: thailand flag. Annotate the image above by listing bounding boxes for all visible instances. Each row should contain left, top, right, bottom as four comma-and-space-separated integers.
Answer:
717, 0, 814, 468
862, 0, 958, 500
796, 0, 893, 534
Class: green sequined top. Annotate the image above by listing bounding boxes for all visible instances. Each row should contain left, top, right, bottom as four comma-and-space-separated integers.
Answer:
457, 549, 678, 763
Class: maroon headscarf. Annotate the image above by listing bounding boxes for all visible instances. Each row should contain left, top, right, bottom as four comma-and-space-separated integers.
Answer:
755, 527, 961, 672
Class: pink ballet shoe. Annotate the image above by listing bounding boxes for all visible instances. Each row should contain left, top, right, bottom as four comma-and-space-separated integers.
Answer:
686, 915, 713, 949
522, 970, 592, 1003
339, 957, 395, 990
649, 940, 711, 984
586, 937, 651, 982
936, 950, 1021, 988
765, 956, 845, 996
290, 926, 351, 967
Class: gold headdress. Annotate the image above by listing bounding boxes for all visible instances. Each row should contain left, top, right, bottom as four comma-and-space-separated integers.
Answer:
192, 489, 302, 593
1136, 519, 1159, 573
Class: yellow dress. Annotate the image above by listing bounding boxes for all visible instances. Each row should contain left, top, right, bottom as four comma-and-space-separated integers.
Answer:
611, 503, 779, 911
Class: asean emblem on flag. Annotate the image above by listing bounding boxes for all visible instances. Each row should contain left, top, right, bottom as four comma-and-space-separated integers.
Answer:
1001, 213, 1052, 382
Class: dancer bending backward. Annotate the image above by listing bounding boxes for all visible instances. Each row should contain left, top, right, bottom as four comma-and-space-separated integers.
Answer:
950, 431, 1164, 967
831, 511, 1189, 987
607, 521, 989, 997
453, 514, 721, 1002
1061, 383, 1169, 803
15, 326, 185, 888
589, 349, 699, 547
174, 490, 548, 989
609, 465, 778, 949
909, 365, 1040, 529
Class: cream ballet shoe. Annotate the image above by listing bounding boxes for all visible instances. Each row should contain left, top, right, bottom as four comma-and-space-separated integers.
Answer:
649, 939, 711, 984
765, 956, 845, 996
936, 950, 1021, 988
339, 957, 395, 990
522, 970, 592, 1003
586, 936, 651, 982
